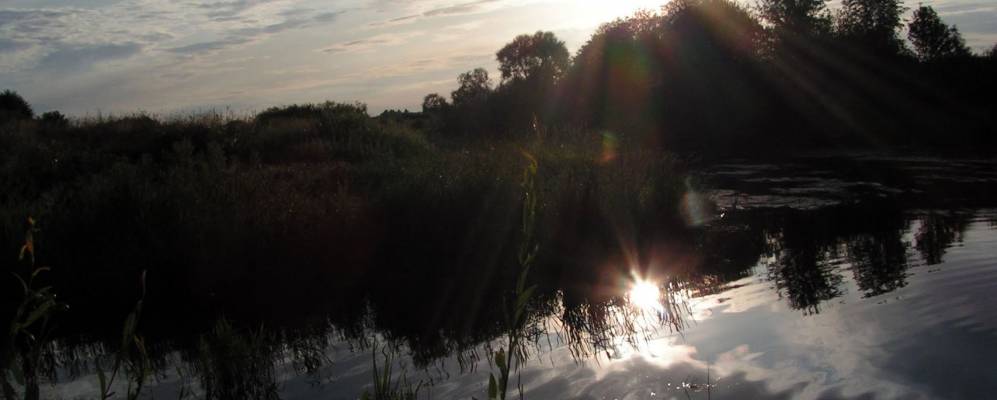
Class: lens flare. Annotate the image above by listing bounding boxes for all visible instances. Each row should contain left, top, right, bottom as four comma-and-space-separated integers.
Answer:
629, 280, 663, 312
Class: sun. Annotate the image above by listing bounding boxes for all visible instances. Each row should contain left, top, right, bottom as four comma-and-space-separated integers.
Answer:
629, 280, 663, 312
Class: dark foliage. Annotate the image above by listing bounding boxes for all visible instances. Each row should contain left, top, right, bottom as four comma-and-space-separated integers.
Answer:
908, 5, 970, 62
423, 0, 997, 157
496, 31, 570, 84
0, 90, 34, 123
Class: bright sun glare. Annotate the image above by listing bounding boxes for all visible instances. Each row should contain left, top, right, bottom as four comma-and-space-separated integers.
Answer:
629, 280, 663, 312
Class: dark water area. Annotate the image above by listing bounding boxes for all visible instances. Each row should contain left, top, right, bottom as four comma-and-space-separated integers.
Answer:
30, 155, 997, 399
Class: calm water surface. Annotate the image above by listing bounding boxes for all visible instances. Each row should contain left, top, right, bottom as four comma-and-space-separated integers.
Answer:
47, 155, 997, 399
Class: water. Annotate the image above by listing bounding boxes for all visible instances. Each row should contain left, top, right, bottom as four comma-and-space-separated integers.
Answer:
39, 155, 997, 399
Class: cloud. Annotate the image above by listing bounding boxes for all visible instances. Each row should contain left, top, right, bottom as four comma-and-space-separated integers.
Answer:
0, 9, 75, 43
167, 9, 346, 55
370, 0, 507, 27
319, 32, 420, 54
0, 39, 31, 53
363, 51, 492, 77
37, 42, 142, 72
196, 0, 274, 20
167, 38, 248, 54
424, 0, 501, 17
0, 9, 69, 29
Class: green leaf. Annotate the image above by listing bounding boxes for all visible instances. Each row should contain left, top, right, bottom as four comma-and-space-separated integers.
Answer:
30, 267, 50, 282
495, 350, 507, 372
513, 286, 536, 324
488, 374, 498, 400
19, 298, 55, 330
121, 313, 138, 350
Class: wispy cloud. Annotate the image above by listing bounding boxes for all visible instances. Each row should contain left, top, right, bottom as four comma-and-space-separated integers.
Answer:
168, 9, 347, 55
195, 0, 277, 20
38, 42, 143, 72
0, 38, 31, 53
319, 31, 421, 54
369, 0, 508, 27
167, 38, 249, 55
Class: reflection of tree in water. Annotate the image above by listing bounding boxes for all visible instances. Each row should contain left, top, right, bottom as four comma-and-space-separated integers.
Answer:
755, 204, 920, 313
765, 231, 843, 315
33, 204, 989, 394
913, 211, 971, 266
847, 227, 910, 297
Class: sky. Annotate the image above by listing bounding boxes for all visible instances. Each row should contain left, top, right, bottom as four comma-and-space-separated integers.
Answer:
0, 0, 995, 116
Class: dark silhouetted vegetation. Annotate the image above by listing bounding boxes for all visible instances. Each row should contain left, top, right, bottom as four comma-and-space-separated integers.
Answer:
423, 0, 997, 156
0, 91, 33, 124
908, 5, 971, 62
1, 0, 996, 397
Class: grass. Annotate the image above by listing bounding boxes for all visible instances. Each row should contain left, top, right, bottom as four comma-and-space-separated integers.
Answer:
95, 271, 150, 400
361, 342, 425, 400
0, 217, 153, 400
0, 103, 696, 399
195, 319, 280, 400
1, 218, 66, 400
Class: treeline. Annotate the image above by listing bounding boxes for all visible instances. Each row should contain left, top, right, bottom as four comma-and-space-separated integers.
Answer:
420, 0, 997, 156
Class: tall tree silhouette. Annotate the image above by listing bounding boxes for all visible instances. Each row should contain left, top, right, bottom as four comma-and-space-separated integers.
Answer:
422, 93, 448, 113
496, 31, 570, 85
757, 0, 832, 45
907, 5, 970, 62
835, 0, 906, 56
490, 31, 570, 136
447, 68, 493, 137
451, 68, 492, 108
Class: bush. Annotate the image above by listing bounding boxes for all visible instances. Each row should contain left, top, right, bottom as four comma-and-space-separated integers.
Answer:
0, 90, 33, 123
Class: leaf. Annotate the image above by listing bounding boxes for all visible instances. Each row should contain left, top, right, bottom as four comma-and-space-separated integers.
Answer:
495, 350, 507, 372
488, 374, 498, 400
96, 363, 108, 398
19, 298, 55, 330
513, 286, 537, 324
18, 244, 32, 263
121, 312, 138, 352
11, 273, 28, 295
30, 267, 50, 281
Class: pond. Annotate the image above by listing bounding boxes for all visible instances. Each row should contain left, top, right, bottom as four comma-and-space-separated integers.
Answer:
33, 155, 997, 399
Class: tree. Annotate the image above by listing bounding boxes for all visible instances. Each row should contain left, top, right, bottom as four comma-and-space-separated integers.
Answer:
496, 31, 570, 84
835, 0, 905, 55
421, 93, 448, 113
908, 5, 970, 62
0, 89, 34, 122
40, 110, 69, 128
757, 0, 832, 39
451, 68, 492, 107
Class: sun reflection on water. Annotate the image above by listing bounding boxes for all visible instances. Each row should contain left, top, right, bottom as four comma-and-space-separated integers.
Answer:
629, 279, 664, 313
